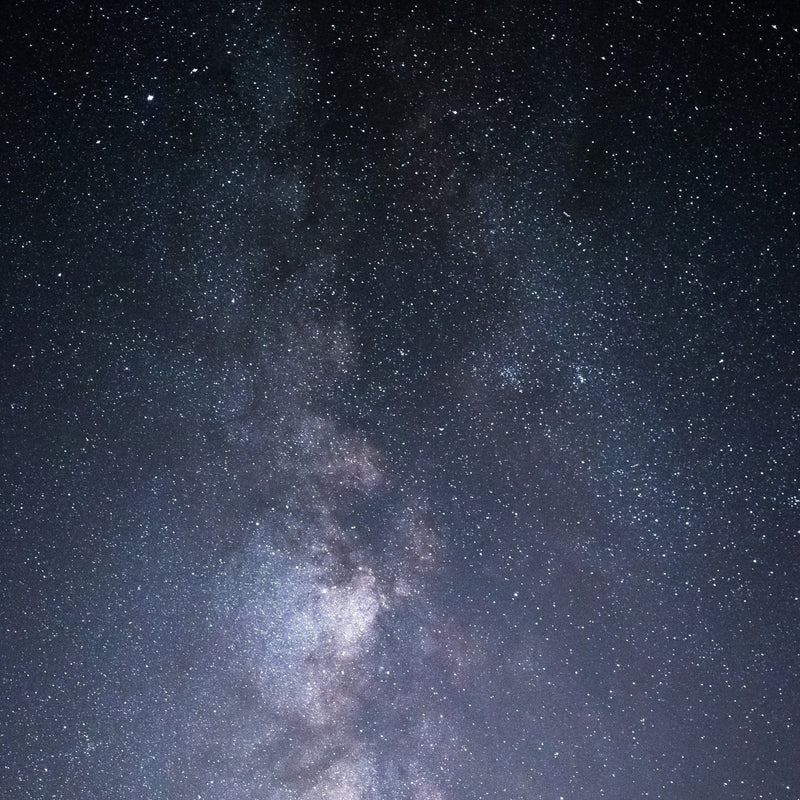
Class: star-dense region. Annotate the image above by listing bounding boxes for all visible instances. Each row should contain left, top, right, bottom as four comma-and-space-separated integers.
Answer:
2, 2, 799, 798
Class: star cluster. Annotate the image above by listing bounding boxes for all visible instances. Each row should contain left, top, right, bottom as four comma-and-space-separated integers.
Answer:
2, 2, 799, 799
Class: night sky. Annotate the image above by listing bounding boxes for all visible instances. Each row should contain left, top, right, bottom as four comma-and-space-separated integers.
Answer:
2, 2, 800, 798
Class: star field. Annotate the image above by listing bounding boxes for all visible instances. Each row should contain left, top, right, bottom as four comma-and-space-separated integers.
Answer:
2, 2, 799, 799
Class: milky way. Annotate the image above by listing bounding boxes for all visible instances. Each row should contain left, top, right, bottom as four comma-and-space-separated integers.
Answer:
2, 3, 799, 799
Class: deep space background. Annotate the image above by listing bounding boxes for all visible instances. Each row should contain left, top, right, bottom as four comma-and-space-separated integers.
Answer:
2, 2, 800, 798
